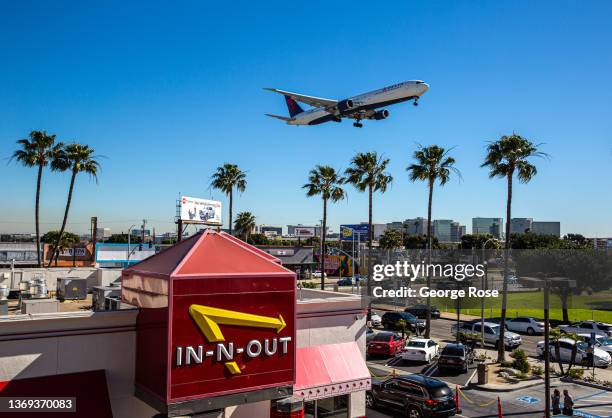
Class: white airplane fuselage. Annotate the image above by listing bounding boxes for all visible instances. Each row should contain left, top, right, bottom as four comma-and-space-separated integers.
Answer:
288, 80, 428, 125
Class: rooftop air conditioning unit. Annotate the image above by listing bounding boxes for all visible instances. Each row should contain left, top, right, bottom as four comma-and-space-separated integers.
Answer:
56, 277, 87, 302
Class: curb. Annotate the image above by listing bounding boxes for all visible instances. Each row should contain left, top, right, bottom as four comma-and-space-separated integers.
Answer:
469, 377, 549, 392
560, 377, 612, 392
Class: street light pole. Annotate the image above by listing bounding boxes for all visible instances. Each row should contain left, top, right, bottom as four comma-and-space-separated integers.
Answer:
127, 224, 136, 265
480, 238, 495, 348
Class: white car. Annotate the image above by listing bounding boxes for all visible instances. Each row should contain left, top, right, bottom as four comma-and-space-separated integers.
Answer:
400, 338, 439, 363
577, 333, 612, 354
506, 316, 545, 335
536, 338, 611, 368
559, 321, 612, 337
452, 322, 522, 349
370, 312, 382, 327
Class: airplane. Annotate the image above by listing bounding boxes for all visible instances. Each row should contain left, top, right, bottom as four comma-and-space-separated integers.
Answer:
265, 80, 429, 128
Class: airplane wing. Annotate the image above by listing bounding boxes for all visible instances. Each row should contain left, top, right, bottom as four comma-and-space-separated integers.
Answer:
265, 113, 293, 122
264, 88, 337, 109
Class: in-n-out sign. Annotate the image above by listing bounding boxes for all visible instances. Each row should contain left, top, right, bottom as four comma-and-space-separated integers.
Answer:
175, 304, 292, 375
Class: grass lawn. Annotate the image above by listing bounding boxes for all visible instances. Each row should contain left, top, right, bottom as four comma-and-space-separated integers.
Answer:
436, 290, 612, 323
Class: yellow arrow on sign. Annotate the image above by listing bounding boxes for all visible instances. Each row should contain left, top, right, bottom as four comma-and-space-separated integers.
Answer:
188, 304, 287, 343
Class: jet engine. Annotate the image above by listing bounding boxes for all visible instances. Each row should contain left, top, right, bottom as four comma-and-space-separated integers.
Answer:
373, 109, 390, 120
337, 99, 354, 113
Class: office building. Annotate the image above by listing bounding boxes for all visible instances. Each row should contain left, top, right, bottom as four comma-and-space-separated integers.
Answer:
532, 221, 561, 237
451, 222, 466, 242
433, 219, 453, 242
404, 217, 426, 236
259, 225, 283, 237
511, 218, 533, 234
472, 217, 503, 239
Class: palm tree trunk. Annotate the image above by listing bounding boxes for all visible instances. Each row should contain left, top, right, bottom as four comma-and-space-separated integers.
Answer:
228, 190, 233, 235
35, 164, 43, 267
321, 197, 327, 290
498, 171, 513, 362
367, 185, 373, 319
425, 179, 434, 338
49, 170, 77, 267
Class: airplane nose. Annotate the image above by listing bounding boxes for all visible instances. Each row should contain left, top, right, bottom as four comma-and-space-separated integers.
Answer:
420, 83, 429, 93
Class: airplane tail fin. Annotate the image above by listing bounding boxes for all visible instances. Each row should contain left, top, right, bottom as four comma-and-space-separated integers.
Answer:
284, 95, 304, 117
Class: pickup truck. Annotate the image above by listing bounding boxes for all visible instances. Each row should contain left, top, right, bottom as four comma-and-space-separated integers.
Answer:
452, 321, 522, 349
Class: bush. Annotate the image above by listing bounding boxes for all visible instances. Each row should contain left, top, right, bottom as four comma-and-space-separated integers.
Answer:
500, 360, 513, 368
510, 349, 531, 374
567, 368, 584, 379
531, 366, 543, 376
300, 281, 318, 289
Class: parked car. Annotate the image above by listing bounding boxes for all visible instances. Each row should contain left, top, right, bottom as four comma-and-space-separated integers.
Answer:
405, 304, 441, 320
370, 312, 382, 327
452, 322, 522, 349
367, 331, 405, 357
337, 278, 353, 286
559, 321, 612, 337
401, 338, 439, 363
381, 311, 426, 333
577, 333, 612, 354
536, 338, 612, 368
367, 374, 457, 417
505, 316, 545, 335
467, 317, 502, 325
366, 327, 375, 344
437, 343, 474, 373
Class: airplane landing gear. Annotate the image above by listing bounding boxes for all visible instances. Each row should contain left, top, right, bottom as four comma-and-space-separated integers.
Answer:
353, 122, 363, 128
413, 98, 419, 106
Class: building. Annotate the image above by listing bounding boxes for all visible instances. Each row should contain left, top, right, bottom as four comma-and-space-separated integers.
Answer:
472, 217, 503, 239
385, 221, 404, 232
287, 225, 324, 237
404, 217, 426, 236
256, 245, 315, 278
96, 227, 112, 240
450, 222, 466, 242
531, 221, 561, 237
368, 223, 387, 240
511, 218, 533, 234
0, 231, 369, 418
433, 219, 453, 242
259, 225, 283, 238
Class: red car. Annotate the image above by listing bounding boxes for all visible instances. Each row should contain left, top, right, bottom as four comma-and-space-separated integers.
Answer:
367, 331, 405, 357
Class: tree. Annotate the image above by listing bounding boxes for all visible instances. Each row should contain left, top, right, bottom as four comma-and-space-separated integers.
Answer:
234, 211, 256, 242
482, 133, 546, 361
11, 131, 64, 267
210, 163, 247, 236
563, 233, 589, 248
379, 229, 403, 262
41, 230, 80, 266
345, 152, 393, 310
407, 144, 460, 337
303, 165, 346, 290
459, 234, 501, 250
248, 233, 270, 245
48, 143, 100, 267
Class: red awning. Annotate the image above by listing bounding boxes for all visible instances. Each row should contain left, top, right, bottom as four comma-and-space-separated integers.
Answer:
294, 341, 371, 401
0, 370, 113, 418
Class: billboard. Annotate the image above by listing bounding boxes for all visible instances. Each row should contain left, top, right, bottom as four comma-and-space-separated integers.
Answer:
295, 226, 316, 238
340, 224, 370, 241
180, 196, 222, 225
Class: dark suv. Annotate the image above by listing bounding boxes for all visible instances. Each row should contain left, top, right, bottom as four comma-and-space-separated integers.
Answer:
382, 311, 426, 333
437, 343, 474, 373
367, 374, 456, 417
405, 304, 441, 320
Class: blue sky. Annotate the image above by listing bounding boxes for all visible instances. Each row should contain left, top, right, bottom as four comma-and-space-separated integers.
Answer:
1, 1, 611, 236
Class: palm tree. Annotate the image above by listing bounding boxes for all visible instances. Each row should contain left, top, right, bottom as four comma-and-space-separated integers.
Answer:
234, 211, 256, 242
344, 152, 393, 308
48, 143, 100, 267
482, 134, 546, 361
303, 165, 346, 290
11, 131, 63, 267
407, 144, 460, 337
210, 163, 247, 235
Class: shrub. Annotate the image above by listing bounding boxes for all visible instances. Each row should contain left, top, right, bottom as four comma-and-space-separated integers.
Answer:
300, 281, 318, 289
500, 360, 513, 368
510, 349, 531, 374
567, 368, 584, 379
531, 366, 543, 376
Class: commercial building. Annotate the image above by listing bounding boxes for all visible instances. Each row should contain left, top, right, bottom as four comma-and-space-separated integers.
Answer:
472, 217, 503, 239
433, 219, 453, 242
259, 225, 283, 238
531, 221, 561, 237
450, 221, 466, 242
510, 218, 533, 234
404, 218, 426, 236
0, 231, 369, 418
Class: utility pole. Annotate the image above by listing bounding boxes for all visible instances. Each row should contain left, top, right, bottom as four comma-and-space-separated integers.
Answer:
141, 219, 147, 245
